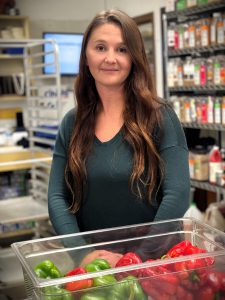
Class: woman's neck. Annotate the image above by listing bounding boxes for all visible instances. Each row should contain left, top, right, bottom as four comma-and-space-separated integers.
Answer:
96, 85, 125, 118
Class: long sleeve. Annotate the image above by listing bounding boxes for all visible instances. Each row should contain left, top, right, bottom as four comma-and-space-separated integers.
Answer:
48, 109, 80, 235
154, 105, 190, 221
135, 106, 189, 260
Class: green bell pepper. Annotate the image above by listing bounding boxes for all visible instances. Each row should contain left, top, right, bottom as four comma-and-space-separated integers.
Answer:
85, 258, 116, 288
108, 276, 147, 300
85, 258, 110, 273
80, 291, 106, 300
34, 259, 62, 279
42, 285, 72, 300
93, 274, 117, 287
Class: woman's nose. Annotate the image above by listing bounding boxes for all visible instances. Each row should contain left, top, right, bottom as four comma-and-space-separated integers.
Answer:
104, 50, 116, 63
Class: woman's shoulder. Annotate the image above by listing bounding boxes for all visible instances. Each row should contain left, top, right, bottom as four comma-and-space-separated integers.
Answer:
59, 108, 76, 142
61, 108, 76, 127
160, 101, 180, 125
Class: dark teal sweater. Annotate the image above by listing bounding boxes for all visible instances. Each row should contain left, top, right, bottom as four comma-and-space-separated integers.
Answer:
48, 105, 190, 236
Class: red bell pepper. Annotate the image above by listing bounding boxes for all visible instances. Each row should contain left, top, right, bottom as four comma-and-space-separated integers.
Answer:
141, 280, 171, 300
199, 269, 225, 292
220, 271, 225, 291
139, 260, 179, 297
65, 267, 93, 291
177, 286, 193, 300
115, 252, 142, 279
115, 252, 142, 267
195, 286, 215, 300
165, 240, 215, 267
173, 261, 190, 280
165, 240, 192, 258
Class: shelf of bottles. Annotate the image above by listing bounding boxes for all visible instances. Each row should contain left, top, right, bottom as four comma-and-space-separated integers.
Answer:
191, 179, 225, 193
182, 122, 225, 130
169, 86, 225, 93
164, 0, 225, 130
166, 0, 225, 20
168, 44, 225, 57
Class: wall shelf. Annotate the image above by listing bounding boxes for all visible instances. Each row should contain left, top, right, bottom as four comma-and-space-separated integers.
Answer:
168, 44, 225, 57
162, 1, 225, 201
0, 95, 26, 101
169, 86, 225, 93
0, 149, 51, 172
0, 54, 24, 59
181, 122, 225, 131
191, 179, 225, 194
166, 0, 225, 20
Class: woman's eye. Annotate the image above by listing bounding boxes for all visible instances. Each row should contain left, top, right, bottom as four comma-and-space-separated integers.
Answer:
118, 47, 127, 53
96, 45, 105, 51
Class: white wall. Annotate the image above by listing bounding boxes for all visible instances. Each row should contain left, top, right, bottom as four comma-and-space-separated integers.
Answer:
16, 0, 166, 96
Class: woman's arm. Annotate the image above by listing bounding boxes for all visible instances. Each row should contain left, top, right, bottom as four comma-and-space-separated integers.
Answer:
154, 144, 190, 221
48, 109, 80, 235
134, 106, 190, 261
154, 105, 190, 221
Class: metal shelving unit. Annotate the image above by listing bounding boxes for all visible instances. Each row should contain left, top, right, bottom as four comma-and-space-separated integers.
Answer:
191, 179, 225, 194
181, 122, 225, 131
169, 86, 225, 93
162, 1, 225, 201
168, 44, 225, 57
0, 39, 61, 292
166, 0, 225, 20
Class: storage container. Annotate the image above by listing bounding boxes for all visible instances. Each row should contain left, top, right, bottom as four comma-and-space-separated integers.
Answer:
12, 217, 225, 299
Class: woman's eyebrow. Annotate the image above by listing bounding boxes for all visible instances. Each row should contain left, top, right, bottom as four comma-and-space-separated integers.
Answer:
92, 39, 126, 45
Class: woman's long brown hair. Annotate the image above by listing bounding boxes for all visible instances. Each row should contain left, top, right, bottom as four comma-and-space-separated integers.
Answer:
65, 9, 164, 213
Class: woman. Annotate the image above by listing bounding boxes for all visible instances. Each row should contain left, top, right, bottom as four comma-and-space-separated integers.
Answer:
48, 9, 190, 266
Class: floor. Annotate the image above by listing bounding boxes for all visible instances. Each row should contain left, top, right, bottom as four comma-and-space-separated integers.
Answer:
0, 284, 26, 300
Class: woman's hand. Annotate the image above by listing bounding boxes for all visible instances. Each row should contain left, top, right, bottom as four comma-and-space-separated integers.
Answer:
80, 250, 123, 268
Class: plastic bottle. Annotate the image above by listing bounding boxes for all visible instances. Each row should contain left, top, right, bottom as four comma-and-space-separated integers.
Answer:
184, 202, 204, 221
207, 96, 214, 124
214, 97, 221, 124
209, 145, 222, 184
178, 24, 184, 49
189, 151, 195, 179
201, 18, 210, 47
194, 59, 201, 86
207, 57, 214, 85
188, 21, 196, 48
200, 60, 207, 86
177, 58, 184, 86
222, 97, 225, 125
190, 97, 197, 122
201, 97, 207, 123
185, 97, 191, 122
187, 0, 197, 8
214, 56, 221, 85
210, 13, 219, 45
168, 23, 175, 50
217, 13, 224, 45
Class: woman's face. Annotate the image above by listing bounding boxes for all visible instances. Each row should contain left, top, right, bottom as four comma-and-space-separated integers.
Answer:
86, 23, 132, 90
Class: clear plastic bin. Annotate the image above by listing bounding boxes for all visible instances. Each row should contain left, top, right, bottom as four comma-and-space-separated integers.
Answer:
12, 217, 225, 299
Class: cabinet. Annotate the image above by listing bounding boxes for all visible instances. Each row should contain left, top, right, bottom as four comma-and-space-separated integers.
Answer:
162, 0, 225, 200
0, 15, 30, 105
0, 15, 30, 145
0, 39, 61, 295
0, 15, 30, 39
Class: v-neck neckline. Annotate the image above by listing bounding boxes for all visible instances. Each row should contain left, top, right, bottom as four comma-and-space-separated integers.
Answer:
95, 128, 123, 146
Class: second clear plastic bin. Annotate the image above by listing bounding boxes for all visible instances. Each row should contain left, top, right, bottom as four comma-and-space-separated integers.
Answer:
12, 217, 225, 299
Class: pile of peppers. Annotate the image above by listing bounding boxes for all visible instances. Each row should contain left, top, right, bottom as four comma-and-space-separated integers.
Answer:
34, 259, 73, 299
33, 240, 225, 300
